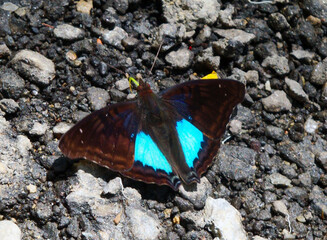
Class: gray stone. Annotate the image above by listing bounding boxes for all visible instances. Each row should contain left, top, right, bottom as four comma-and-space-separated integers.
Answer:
1, 2, 19, 12
115, 78, 130, 91
0, 220, 21, 240
217, 145, 256, 182
218, 4, 235, 27
179, 177, 212, 209
301, 0, 327, 23
29, 122, 49, 136
162, 0, 220, 30
298, 172, 312, 187
268, 12, 290, 32
229, 119, 242, 135
103, 177, 122, 195
269, 173, 292, 187
310, 59, 327, 85
244, 70, 259, 85
196, 47, 220, 70
291, 49, 315, 61
272, 200, 289, 216
304, 118, 319, 134
165, 47, 193, 69
0, 67, 25, 99
309, 186, 327, 219
35, 202, 53, 221
10, 50, 55, 86
101, 26, 128, 50
122, 37, 139, 51
262, 90, 292, 112
87, 87, 110, 111
0, 43, 11, 58
0, 99, 19, 114
214, 29, 255, 44
53, 122, 73, 135
194, 25, 212, 44
265, 125, 284, 141
193, 197, 247, 239
126, 207, 162, 240
54, 24, 85, 40
109, 89, 127, 102
262, 55, 290, 75
285, 77, 309, 102
316, 152, 327, 171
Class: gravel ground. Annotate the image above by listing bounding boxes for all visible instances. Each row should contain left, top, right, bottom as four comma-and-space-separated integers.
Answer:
0, 0, 327, 239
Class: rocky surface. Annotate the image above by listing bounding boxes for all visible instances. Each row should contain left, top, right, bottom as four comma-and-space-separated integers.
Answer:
0, 0, 326, 239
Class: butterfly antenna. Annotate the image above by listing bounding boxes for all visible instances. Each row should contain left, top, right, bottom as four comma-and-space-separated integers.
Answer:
149, 40, 164, 74
128, 76, 140, 93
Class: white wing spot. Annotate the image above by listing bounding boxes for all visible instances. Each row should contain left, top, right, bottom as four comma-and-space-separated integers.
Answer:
219, 84, 222, 88
79, 128, 83, 133
105, 113, 109, 117
81, 140, 84, 144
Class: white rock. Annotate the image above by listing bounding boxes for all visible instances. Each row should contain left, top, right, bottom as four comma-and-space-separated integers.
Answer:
0, 220, 21, 240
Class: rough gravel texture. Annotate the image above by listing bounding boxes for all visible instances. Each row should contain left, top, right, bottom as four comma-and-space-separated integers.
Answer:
0, 0, 327, 240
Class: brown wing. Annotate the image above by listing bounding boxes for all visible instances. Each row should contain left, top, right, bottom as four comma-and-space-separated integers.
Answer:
59, 102, 139, 171
160, 79, 245, 177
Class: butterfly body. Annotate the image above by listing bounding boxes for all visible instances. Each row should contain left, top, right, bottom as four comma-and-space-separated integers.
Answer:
59, 79, 245, 190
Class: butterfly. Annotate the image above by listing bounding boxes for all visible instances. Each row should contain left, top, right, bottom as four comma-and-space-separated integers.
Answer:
59, 77, 245, 190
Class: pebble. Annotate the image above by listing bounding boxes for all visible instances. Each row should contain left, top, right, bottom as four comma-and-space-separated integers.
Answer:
201, 198, 247, 239
229, 119, 242, 135
262, 55, 290, 76
101, 26, 128, 50
268, 12, 290, 32
109, 89, 127, 102
244, 70, 259, 85
26, 184, 37, 193
165, 47, 193, 69
291, 49, 315, 61
310, 59, 327, 85
196, 47, 220, 70
10, 49, 55, 86
301, 0, 327, 24
16, 135, 32, 156
265, 125, 284, 141
87, 86, 110, 111
304, 117, 319, 134
126, 207, 161, 240
115, 78, 130, 91
29, 122, 49, 136
309, 186, 327, 219
285, 77, 309, 102
0, 2, 19, 12
162, 0, 220, 30
54, 24, 85, 40
76, 0, 93, 15
218, 4, 235, 27
0, 67, 25, 99
214, 28, 255, 44
217, 145, 256, 182
53, 122, 73, 136
269, 173, 292, 187
272, 200, 289, 216
103, 177, 122, 195
0, 43, 11, 58
179, 177, 212, 209
262, 90, 292, 112
0, 220, 21, 240
316, 152, 327, 171
0, 99, 19, 114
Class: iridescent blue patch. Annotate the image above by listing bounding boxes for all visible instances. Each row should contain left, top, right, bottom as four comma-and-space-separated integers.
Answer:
176, 119, 204, 168
134, 132, 173, 173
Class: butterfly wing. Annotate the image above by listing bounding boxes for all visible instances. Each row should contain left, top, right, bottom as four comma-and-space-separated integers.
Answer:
160, 79, 245, 177
59, 102, 140, 171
